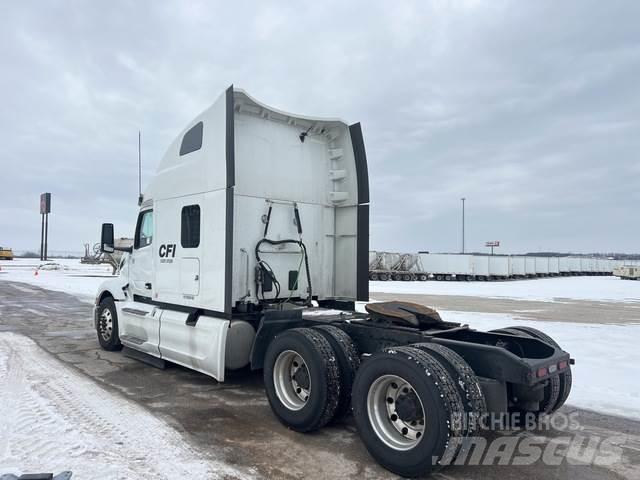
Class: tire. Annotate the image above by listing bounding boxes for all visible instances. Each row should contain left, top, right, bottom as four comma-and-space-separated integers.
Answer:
352, 346, 464, 477
96, 297, 122, 351
418, 274, 428, 282
508, 326, 572, 412
435, 275, 443, 281
370, 273, 379, 281
402, 274, 412, 281
263, 328, 341, 432
379, 273, 389, 281
489, 327, 560, 415
313, 325, 360, 421
411, 343, 486, 436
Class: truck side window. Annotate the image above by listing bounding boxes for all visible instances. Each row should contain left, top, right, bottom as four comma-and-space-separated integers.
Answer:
181, 205, 200, 248
179, 122, 203, 156
134, 210, 153, 249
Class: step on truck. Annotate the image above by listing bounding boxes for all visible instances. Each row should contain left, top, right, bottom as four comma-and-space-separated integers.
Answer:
95, 86, 574, 478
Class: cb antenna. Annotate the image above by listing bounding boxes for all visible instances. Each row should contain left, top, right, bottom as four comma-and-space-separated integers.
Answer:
138, 131, 143, 206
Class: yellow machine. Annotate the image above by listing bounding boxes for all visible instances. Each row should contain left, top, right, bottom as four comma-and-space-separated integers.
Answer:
0, 247, 14, 260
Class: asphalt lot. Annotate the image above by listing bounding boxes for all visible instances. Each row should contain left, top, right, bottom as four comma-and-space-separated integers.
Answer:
1, 280, 639, 479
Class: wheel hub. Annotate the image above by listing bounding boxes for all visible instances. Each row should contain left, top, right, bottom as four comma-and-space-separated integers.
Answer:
292, 365, 310, 390
273, 350, 311, 411
395, 391, 423, 423
99, 308, 113, 341
367, 374, 426, 451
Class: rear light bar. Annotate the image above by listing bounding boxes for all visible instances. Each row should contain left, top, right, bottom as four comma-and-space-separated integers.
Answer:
536, 359, 570, 378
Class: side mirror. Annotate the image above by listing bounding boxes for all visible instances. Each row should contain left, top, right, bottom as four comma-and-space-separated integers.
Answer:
101, 223, 115, 253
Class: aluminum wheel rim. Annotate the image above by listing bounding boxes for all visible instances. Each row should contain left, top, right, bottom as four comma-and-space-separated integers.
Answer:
273, 350, 310, 411
367, 374, 426, 450
99, 308, 113, 341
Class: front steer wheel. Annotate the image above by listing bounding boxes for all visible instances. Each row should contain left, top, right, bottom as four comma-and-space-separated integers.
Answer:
96, 297, 122, 351
263, 328, 341, 432
352, 346, 464, 477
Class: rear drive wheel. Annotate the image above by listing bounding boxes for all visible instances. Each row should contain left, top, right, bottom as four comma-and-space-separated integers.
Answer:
313, 325, 360, 421
96, 297, 122, 351
411, 343, 486, 436
352, 346, 464, 477
264, 328, 341, 432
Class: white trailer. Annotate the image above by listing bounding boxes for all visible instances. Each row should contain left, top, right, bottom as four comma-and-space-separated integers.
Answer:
581, 258, 595, 275
568, 257, 582, 275
615, 265, 640, 280
93, 87, 574, 478
488, 256, 509, 279
558, 257, 571, 276
472, 255, 490, 280
509, 256, 526, 277
548, 257, 560, 276
419, 253, 474, 281
534, 257, 550, 276
525, 257, 537, 277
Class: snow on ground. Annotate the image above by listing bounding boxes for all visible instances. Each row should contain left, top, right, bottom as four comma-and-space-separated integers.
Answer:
371, 276, 640, 303
0, 258, 113, 301
0, 332, 252, 479
439, 310, 640, 420
1, 259, 639, 420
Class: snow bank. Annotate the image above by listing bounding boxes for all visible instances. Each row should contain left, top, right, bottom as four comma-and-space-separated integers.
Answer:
371, 276, 640, 303
440, 310, 640, 420
0, 332, 251, 479
0, 258, 113, 301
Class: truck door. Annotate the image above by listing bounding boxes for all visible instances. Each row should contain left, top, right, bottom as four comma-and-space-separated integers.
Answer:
130, 209, 154, 299
117, 208, 161, 356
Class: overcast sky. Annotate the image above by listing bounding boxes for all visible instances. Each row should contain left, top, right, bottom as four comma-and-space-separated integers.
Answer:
1, 0, 638, 255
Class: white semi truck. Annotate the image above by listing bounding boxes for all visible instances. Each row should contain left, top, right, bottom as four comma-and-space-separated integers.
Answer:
95, 86, 573, 477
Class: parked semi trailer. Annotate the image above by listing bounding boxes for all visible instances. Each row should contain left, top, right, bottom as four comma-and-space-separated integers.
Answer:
558, 257, 571, 276
509, 256, 526, 278
488, 255, 509, 280
614, 265, 640, 280
419, 253, 474, 281
369, 251, 428, 281
548, 257, 560, 276
524, 256, 537, 277
534, 257, 549, 277
93, 87, 573, 477
471, 255, 489, 281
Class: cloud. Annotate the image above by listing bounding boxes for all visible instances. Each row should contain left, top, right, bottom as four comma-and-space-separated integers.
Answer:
0, 0, 638, 255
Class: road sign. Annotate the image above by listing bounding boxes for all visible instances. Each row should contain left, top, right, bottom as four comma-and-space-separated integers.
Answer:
40, 192, 51, 214
40, 193, 51, 260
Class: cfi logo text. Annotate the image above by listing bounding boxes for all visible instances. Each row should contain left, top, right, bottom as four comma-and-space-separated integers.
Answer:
159, 244, 176, 263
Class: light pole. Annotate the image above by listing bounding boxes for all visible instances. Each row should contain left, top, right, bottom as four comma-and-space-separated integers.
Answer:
461, 197, 466, 254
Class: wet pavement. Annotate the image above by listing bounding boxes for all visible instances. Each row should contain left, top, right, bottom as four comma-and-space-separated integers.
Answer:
1, 281, 639, 479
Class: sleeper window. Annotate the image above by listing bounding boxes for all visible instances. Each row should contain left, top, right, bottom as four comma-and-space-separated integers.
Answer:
181, 205, 200, 248
179, 122, 203, 156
